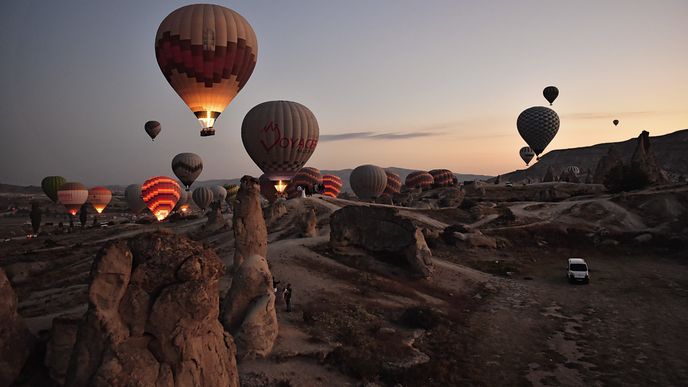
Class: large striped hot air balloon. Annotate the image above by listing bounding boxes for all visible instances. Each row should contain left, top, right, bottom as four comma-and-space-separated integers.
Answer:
383, 171, 402, 196
350, 165, 387, 200
405, 171, 434, 190
41, 176, 66, 203
87, 186, 112, 214
517, 106, 560, 159
155, 4, 258, 137
192, 186, 214, 210
286, 167, 322, 199
242, 101, 319, 185
141, 176, 182, 221
171, 153, 203, 190
429, 169, 455, 187
57, 182, 89, 216
125, 184, 147, 214
322, 174, 343, 198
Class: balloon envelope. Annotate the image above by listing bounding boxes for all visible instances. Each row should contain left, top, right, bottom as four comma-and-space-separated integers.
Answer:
41, 176, 66, 203
155, 4, 258, 136
543, 86, 559, 105
286, 167, 322, 198
519, 146, 535, 166
57, 182, 89, 216
383, 171, 402, 196
142, 176, 181, 221
192, 186, 214, 210
322, 174, 343, 198
210, 185, 227, 203
405, 171, 434, 190
613, 119, 619, 126
517, 106, 560, 156
88, 186, 112, 214
242, 101, 319, 181
171, 153, 203, 190
429, 169, 455, 187
125, 184, 147, 214
350, 165, 387, 200
145, 121, 161, 140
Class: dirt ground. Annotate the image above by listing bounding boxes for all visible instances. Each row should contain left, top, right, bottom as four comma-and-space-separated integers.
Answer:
1, 189, 687, 386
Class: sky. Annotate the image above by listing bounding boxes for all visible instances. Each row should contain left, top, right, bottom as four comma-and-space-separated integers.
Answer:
1, 0, 687, 186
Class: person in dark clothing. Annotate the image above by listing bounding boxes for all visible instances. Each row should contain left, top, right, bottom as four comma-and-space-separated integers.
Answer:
283, 284, 293, 312
29, 202, 42, 236
79, 203, 88, 228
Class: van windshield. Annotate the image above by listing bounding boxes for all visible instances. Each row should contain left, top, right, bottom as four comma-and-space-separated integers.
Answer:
570, 263, 587, 271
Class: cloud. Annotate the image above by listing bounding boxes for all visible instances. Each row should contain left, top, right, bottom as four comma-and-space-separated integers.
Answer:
561, 111, 656, 120
320, 131, 444, 142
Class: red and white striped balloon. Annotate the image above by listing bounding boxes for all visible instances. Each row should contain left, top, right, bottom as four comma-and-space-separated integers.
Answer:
142, 176, 182, 221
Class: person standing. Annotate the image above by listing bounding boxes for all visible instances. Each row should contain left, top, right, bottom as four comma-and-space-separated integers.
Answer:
29, 202, 42, 236
283, 284, 293, 312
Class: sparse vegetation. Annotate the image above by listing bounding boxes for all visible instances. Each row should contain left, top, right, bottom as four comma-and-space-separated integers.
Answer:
604, 164, 650, 193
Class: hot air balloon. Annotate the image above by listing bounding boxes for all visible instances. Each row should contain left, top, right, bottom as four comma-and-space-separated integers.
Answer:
350, 165, 387, 200
142, 176, 181, 221
192, 186, 214, 210
429, 169, 455, 187
125, 184, 147, 214
210, 185, 227, 204
258, 174, 280, 203
87, 186, 112, 214
517, 106, 560, 159
224, 184, 239, 205
565, 166, 580, 176
145, 121, 161, 140
405, 171, 434, 190
41, 176, 66, 203
613, 119, 619, 126
519, 146, 535, 166
155, 4, 258, 137
383, 170, 402, 196
286, 167, 322, 199
543, 86, 559, 106
57, 182, 89, 216
322, 174, 343, 198
174, 190, 190, 213
171, 153, 203, 190
242, 101, 319, 189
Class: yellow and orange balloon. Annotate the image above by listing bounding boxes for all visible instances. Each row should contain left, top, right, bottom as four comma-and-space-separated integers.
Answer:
155, 4, 258, 136
142, 176, 182, 221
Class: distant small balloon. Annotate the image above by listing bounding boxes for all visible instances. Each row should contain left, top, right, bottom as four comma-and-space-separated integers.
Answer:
145, 121, 161, 140
519, 146, 535, 166
171, 152, 203, 190
543, 86, 559, 106
57, 182, 89, 216
613, 119, 619, 126
192, 186, 214, 210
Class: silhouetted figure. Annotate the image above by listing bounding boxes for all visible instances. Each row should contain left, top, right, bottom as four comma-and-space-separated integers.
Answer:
283, 284, 293, 312
93, 217, 98, 227
29, 202, 42, 235
69, 216, 74, 229
79, 203, 88, 228
273, 278, 280, 294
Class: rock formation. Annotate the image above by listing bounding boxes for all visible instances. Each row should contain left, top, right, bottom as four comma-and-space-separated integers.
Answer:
543, 166, 556, 182
298, 207, 317, 238
65, 232, 239, 387
330, 206, 434, 278
0, 268, 34, 387
631, 130, 667, 185
45, 314, 81, 385
263, 198, 287, 227
232, 176, 268, 272
221, 254, 278, 359
593, 146, 623, 184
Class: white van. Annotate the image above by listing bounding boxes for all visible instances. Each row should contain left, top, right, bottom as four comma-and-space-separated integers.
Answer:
567, 258, 590, 284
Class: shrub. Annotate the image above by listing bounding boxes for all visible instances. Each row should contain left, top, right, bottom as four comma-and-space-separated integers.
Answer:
604, 164, 650, 193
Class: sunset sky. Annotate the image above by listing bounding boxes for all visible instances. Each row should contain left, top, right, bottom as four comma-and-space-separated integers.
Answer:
1, 0, 687, 186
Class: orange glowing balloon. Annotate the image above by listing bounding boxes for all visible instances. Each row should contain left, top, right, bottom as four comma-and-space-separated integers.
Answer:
142, 176, 182, 221
88, 186, 112, 214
